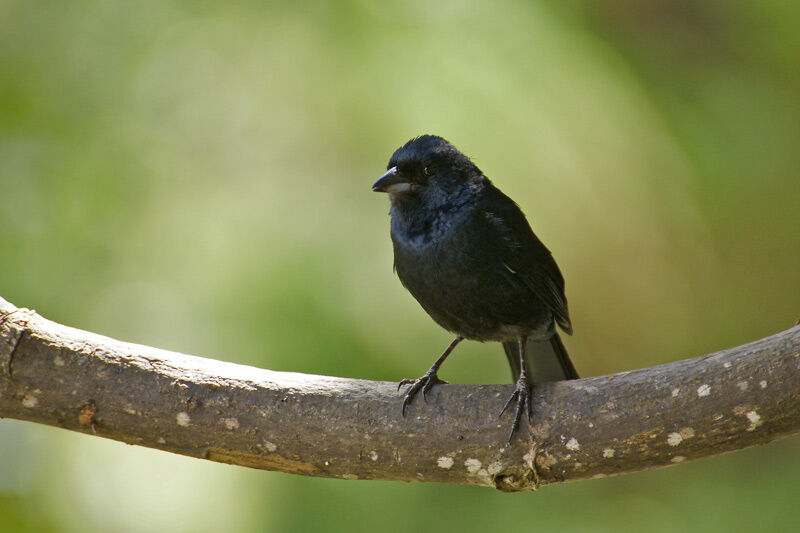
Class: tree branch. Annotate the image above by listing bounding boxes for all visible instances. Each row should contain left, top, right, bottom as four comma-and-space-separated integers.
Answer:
0, 296, 798, 492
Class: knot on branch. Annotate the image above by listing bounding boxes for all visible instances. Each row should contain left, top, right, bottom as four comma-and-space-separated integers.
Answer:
0, 307, 37, 377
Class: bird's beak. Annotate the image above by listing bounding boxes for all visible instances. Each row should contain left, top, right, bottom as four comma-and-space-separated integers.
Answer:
372, 166, 412, 193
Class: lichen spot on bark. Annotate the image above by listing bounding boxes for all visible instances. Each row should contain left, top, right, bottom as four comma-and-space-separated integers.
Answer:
437, 456, 454, 469
176, 412, 191, 426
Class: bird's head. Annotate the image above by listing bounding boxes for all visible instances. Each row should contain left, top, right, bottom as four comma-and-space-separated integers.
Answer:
372, 135, 482, 205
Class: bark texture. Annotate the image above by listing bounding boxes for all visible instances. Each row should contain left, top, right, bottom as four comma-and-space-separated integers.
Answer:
1, 296, 798, 492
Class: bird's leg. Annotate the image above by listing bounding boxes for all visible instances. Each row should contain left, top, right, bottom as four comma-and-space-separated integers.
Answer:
399, 335, 464, 416
500, 336, 532, 443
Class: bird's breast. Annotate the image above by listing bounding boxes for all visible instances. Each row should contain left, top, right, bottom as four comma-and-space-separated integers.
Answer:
389, 204, 470, 251
389, 204, 550, 341
390, 208, 475, 305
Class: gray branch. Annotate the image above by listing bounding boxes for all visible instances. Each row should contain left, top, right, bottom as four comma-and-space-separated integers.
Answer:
1, 296, 798, 492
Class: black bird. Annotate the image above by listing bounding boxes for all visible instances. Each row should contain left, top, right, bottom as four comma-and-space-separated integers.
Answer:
372, 135, 578, 441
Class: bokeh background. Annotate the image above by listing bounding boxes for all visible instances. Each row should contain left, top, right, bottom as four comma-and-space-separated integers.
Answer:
1, 1, 799, 531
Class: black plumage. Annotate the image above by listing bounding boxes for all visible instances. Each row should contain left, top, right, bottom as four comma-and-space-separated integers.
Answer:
373, 135, 578, 441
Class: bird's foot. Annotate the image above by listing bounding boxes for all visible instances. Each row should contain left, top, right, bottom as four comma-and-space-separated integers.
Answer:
499, 374, 533, 444
398, 372, 448, 416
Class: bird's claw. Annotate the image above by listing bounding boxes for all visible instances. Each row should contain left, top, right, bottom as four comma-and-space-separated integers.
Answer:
500, 376, 533, 444
397, 378, 415, 391
399, 372, 447, 416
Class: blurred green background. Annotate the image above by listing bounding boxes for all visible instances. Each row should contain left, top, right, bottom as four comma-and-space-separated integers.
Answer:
1, 1, 799, 531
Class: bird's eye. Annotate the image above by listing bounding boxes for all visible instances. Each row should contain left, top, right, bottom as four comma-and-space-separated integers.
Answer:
423, 165, 434, 177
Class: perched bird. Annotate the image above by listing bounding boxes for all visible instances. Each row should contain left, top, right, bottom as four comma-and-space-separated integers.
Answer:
372, 135, 578, 441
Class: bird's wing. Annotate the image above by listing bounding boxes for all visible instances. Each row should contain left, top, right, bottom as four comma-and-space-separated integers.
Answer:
481, 184, 573, 335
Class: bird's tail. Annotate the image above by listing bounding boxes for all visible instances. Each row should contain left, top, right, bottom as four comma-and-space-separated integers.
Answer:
502, 333, 579, 383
